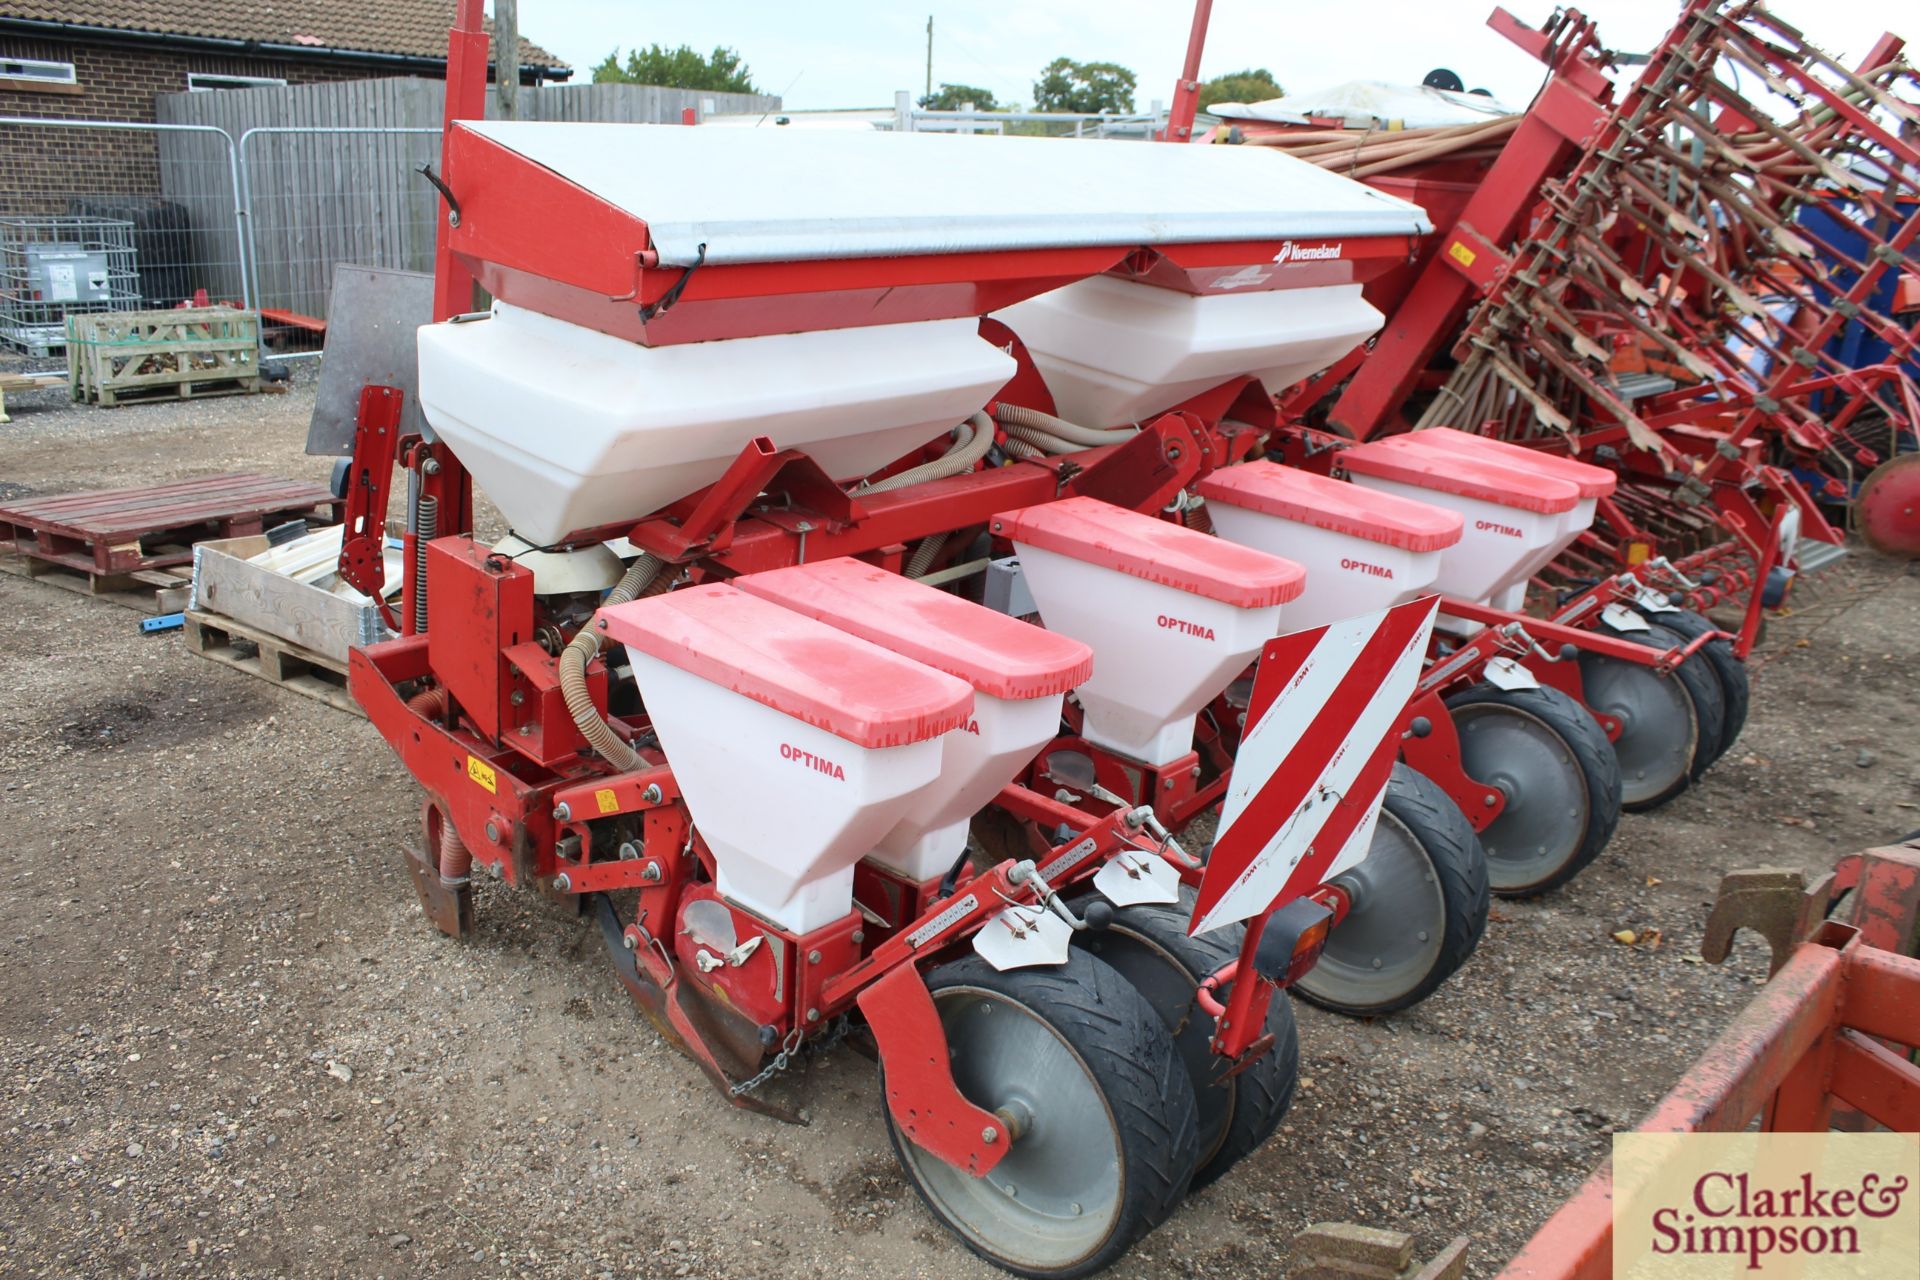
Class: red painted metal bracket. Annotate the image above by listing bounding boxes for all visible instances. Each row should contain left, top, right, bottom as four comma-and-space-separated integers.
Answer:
859, 964, 1010, 1177
336, 384, 405, 627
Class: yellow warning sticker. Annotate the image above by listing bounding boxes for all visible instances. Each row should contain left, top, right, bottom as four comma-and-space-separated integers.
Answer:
1448, 241, 1477, 269
595, 788, 619, 815
467, 755, 498, 794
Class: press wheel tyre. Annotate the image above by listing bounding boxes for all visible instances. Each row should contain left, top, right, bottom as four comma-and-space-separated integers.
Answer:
1293, 763, 1491, 1016
1639, 608, 1748, 764
1081, 889, 1299, 1190
886, 950, 1200, 1279
1587, 621, 1726, 809
1445, 684, 1623, 897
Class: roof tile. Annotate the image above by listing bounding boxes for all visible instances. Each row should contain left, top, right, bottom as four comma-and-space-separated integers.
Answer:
0, 1, 567, 69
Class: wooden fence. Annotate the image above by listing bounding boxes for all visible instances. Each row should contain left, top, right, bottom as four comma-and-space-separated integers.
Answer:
154, 77, 779, 322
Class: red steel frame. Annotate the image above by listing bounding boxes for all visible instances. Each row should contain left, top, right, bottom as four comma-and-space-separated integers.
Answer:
1499, 844, 1920, 1280
344, 0, 1354, 1170
346, 0, 1774, 1187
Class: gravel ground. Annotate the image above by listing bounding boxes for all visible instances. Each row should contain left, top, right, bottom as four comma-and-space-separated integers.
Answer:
1, 381, 1915, 1279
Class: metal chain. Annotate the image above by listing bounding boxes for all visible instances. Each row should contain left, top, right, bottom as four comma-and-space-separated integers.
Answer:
728, 1014, 852, 1098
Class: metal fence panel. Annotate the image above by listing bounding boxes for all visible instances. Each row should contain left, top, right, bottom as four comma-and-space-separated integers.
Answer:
0, 117, 244, 369
237, 126, 441, 348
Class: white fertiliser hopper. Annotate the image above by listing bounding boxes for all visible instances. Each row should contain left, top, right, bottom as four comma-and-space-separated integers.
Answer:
995, 276, 1386, 428
417, 305, 1015, 546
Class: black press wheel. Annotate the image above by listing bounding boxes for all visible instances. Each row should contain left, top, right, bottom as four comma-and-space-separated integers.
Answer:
885, 950, 1200, 1279
1080, 888, 1299, 1190
1638, 608, 1749, 765
1293, 763, 1491, 1016
1445, 683, 1623, 897
1588, 620, 1727, 808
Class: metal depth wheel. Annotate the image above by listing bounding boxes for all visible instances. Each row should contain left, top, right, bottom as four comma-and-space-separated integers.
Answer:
1080, 888, 1299, 1190
1588, 620, 1726, 807
1445, 684, 1623, 897
1577, 629, 1699, 811
885, 950, 1199, 1280
1293, 763, 1491, 1015
1637, 608, 1748, 765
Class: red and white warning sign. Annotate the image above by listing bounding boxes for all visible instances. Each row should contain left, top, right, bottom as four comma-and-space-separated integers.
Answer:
1190, 596, 1438, 936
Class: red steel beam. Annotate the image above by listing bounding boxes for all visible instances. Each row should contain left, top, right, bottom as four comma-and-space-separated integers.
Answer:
433, 0, 488, 323
1499, 931, 1920, 1280
1161, 0, 1213, 144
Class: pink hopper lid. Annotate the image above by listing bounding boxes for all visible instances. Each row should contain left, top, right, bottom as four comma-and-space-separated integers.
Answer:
599, 584, 973, 749
1341, 435, 1580, 515
736, 558, 1093, 701
1196, 462, 1463, 553
1415, 428, 1617, 499
991, 496, 1306, 610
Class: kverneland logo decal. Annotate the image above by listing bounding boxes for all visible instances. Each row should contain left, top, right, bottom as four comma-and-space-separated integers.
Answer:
1613, 1132, 1918, 1279
1272, 240, 1343, 264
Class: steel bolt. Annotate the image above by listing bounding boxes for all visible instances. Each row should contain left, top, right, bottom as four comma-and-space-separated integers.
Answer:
485, 821, 500, 842
622, 932, 637, 951
1163, 778, 1175, 791
981, 1126, 999, 1144
642, 861, 663, 883
554, 873, 572, 892
807, 949, 822, 964
850, 929, 864, 945
641, 783, 663, 805
553, 803, 572, 823
806, 1007, 820, 1022
422, 459, 441, 476
509, 690, 524, 706
1483, 794, 1497, 808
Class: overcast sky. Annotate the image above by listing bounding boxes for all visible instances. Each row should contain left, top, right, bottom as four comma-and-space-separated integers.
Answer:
504, 1, 1901, 112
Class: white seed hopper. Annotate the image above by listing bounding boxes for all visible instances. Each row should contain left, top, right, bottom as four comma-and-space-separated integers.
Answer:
600, 583, 974, 934
993, 496, 1306, 766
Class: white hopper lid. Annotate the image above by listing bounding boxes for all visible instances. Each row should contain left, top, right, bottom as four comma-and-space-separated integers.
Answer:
454, 120, 1431, 268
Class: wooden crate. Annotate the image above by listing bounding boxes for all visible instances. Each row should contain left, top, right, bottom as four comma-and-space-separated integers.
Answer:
68, 307, 261, 407
183, 607, 361, 717
189, 534, 390, 664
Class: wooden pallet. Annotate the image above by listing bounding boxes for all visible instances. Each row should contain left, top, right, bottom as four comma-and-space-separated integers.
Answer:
87, 375, 270, 408
0, 553, 190, 613
182, 608, 361, 717
0, 472, 342, 585
0, 371, 64, 423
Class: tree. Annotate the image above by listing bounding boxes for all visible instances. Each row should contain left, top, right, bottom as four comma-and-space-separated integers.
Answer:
919, 82, 999, 111
1199, 68, 1283, 110
1032, 58, 1136, 114
591, 44, 757, 93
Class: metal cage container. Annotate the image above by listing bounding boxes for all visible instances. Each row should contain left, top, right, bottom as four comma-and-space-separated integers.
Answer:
0, 216, 141, 357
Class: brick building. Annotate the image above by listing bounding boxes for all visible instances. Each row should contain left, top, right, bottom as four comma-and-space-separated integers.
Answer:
0, 2, 567, 222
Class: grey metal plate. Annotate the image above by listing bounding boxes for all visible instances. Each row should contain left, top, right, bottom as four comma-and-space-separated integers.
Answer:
305, 265, 435, 456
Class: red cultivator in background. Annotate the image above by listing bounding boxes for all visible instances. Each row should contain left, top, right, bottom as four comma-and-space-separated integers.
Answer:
1248, 2, 1920, 627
